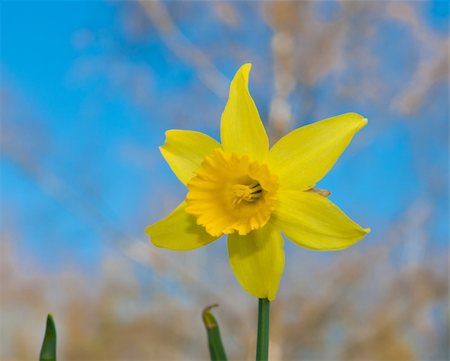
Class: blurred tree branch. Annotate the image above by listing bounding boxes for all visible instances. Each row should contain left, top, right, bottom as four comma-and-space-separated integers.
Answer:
139, 0, 229, 99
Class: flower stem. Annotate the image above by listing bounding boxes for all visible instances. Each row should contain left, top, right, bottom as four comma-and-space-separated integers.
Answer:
256, 298, 270, 361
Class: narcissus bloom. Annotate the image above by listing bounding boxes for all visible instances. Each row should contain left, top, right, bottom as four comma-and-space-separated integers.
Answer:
146, 64, 370, 301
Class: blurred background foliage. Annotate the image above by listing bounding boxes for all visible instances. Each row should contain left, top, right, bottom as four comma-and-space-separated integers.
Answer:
1, 1, 448, 360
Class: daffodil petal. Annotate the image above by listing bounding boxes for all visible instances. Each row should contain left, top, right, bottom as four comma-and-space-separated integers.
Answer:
146, 201, 218, 250
160, 130, 221, 185
228, 223, 284, 300
272, 190, 370, 251
268, 113, 367, 190
221, 63, 269, 162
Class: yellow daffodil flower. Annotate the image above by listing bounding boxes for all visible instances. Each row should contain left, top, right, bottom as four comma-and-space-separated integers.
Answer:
146, 63, 370, 301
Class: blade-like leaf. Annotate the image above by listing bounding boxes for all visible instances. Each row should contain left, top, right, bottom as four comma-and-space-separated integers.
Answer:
202, 304, 227, 361
39, 314, 56, 361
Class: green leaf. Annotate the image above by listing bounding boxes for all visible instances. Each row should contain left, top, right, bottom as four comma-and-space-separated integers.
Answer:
202, 304, 227, 361
39, 314, 56, 361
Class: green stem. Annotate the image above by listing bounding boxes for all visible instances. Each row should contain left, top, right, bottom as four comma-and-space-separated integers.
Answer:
256, 298, 270, 361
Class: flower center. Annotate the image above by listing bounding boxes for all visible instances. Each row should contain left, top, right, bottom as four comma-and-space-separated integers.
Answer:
231, 182, 262, 205
185, 149, 278, 237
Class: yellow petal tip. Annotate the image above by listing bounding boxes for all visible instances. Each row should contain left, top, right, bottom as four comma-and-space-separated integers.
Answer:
360, 117, 368, 128
145, 225, 161, 248
158, 146, 170, 163
240, 62, 252, 71
343, 113, 368, 133
235, 63, 252, 83
352, 113, 368, 128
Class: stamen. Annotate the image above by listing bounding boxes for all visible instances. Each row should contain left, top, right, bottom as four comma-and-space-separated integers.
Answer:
248, 182, 263, 195
231, 182, 263, 205
249, 182, 260, 189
